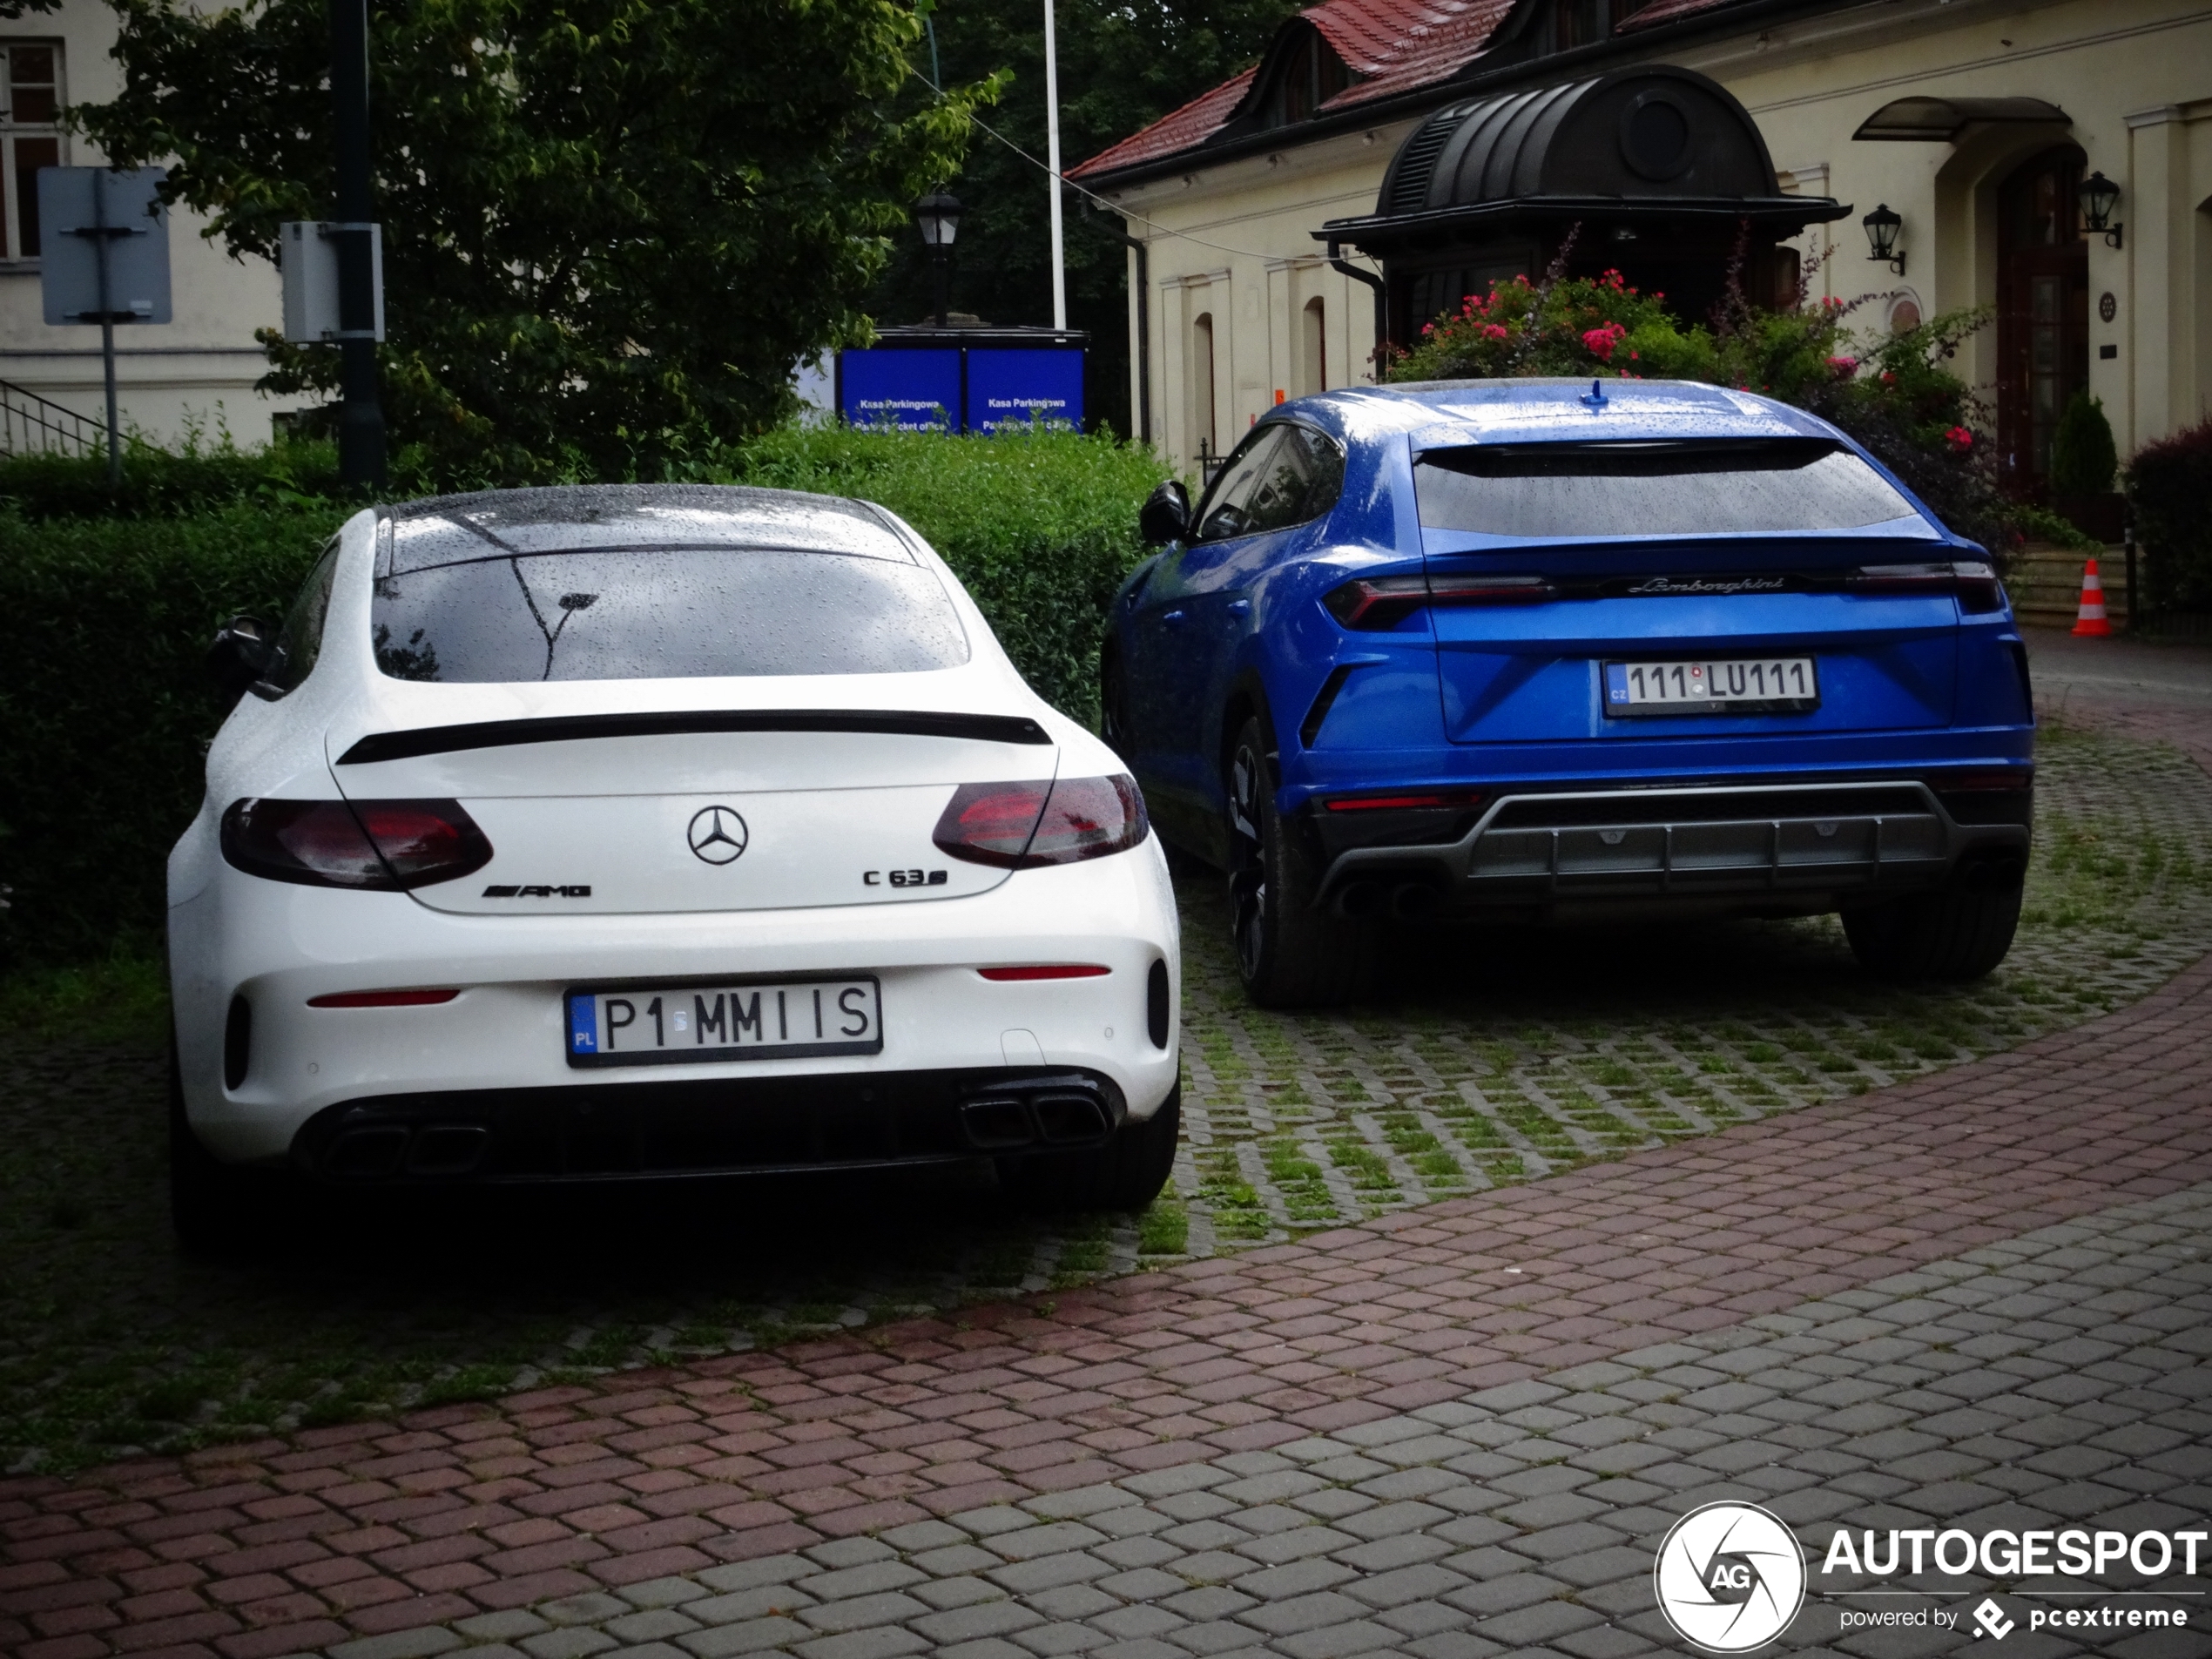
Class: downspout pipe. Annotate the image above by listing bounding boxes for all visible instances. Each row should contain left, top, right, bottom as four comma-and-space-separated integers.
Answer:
1094, 206, 1151, 444
1327, 239, 1389, 376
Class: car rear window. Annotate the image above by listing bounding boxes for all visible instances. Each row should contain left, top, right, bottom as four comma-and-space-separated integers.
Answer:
1414, 438, 1929, 538
371, 489, 969, 682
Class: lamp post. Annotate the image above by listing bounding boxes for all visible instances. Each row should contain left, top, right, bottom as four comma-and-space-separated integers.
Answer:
1863, 204, 1905, 275
330, 0, 384, 488
914, 189, 964, 329
2079, 171, 2122, 249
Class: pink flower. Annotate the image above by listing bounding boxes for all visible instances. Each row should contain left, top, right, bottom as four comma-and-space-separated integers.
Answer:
1483, 323, 1509, 341
1581, 321, 1627, 361
1827, 354, 1858, 378
1945, 425, 1973, 454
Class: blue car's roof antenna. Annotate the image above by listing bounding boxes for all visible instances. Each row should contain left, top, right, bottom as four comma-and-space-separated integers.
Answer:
1580, 379, 1609, 409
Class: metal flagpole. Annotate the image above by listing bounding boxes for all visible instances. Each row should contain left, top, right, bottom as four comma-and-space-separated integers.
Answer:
92, 174, 119, 488
1043, 0, 1066, 332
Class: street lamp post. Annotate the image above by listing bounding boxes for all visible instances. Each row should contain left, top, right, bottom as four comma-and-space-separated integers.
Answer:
331, 0, 385, 489
914, 190, 964, 328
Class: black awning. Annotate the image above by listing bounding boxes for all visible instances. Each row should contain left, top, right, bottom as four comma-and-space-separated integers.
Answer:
1851, 96, 2068, 141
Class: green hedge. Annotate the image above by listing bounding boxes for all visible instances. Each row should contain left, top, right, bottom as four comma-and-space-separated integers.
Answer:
0, 428, 1164, 966
2128, 416, 2212, 615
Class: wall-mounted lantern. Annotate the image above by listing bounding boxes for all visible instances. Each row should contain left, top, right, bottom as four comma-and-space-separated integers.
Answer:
1863, 203, 1905, 274
2079, 171, 2122, 249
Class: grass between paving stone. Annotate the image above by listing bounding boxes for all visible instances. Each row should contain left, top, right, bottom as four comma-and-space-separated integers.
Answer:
3, 718, 2210, 1474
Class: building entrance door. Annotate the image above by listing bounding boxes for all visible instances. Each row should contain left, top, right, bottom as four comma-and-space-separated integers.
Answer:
1995, 146, 2088, 500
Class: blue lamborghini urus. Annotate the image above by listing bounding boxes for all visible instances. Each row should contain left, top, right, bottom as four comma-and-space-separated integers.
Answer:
1103, 379, 2035, 1007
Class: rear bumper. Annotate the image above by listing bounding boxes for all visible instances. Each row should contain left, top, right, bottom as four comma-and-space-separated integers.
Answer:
291, 1066, 1125, 1184
1316, 778, 2030, 921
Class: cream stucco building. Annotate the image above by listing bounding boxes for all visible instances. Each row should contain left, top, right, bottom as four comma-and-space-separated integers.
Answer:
1070, 0, 2212, 495
1, 0, 306, 449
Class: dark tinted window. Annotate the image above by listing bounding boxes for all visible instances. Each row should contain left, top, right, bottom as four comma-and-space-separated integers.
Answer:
373, 550, 969, 683
370, 488, 970, 683
264, 542, 339, 693
1193, 423, 1345, 541
1415, 439, 1926, 538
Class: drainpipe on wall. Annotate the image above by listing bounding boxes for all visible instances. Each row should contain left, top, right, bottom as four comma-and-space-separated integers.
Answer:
1093, 204, 1151, 445
1327, 240, 1388, 376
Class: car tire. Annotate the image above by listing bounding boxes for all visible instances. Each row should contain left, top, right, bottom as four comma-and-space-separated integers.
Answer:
1842, 880, 2023, 981
169, 1035, 270, 1256
1226, 718, 1376, 1007
1001, 1086, 1182, 1213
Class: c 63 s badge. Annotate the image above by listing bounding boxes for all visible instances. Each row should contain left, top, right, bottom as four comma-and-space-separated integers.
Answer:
866, 869, 948, 887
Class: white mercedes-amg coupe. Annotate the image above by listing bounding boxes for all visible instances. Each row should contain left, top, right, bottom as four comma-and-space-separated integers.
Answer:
167, 485, 1181, 1249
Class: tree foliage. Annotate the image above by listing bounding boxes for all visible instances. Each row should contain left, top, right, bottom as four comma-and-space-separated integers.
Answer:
77, 0, 998, 481
867, 0, 1304, 437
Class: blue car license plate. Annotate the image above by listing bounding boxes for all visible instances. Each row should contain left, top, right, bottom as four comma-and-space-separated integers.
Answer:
564, 976, 881, 1069
1604, 657, 1818, 717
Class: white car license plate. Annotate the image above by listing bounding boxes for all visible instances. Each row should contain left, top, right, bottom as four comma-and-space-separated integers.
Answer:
1603, 657, 1818, 716
565, 976, 881, 1069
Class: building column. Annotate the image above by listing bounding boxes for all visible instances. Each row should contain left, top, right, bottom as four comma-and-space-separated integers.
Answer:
2126, 105, 2182, 451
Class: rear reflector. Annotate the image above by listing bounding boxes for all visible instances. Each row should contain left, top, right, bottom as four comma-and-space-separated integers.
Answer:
978, 965, 1111, 981
1325, 791, 1484, 813
307, 988, 462, 1008
222, 799, 493, 890
934, 776, 1149, 867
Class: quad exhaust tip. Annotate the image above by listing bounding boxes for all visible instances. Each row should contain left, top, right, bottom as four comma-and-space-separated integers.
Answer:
958, 1089, 1112, 1151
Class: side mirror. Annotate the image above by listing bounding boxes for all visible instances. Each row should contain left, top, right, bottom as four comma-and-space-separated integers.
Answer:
207, 615, 276, 695
1139, 479, 1191, 546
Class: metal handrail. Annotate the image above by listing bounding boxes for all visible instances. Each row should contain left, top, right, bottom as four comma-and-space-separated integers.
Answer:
0, 378, 107, 458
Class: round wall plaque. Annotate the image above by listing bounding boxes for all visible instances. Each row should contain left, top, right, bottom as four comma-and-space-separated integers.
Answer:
2100, 291, 2118, 323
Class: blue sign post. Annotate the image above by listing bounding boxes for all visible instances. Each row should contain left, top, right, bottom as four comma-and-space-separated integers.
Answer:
967, 350, 1083, 433
838, 348, 960, 429
837, 332, 1085, 434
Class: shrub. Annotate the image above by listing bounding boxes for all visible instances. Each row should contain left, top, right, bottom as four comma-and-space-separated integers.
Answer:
0, 436, 343, 519
2127, 416, 2212, 614
0, 426, 1164, 966
1386, 241, 2016, 554
0, 503, 349, 967
2050, 391, 2118, 498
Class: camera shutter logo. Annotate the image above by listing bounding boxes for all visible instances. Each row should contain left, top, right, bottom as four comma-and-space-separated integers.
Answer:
1653, 1502, 1806, 1653
686, 806, 748, 866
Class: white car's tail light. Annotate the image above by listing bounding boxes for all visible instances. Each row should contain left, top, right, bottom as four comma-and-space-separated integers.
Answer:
934, 776, 1149, 868
221, 799, 493, 889
977, 965, 1110, 981
307, 988, 462, 1008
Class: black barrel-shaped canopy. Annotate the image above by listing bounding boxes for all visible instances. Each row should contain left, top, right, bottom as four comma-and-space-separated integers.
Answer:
1379, 66, 1778, 218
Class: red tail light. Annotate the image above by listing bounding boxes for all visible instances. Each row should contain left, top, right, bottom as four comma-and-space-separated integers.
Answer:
1326, 574, 1555, 630
978, 965, 1111, 981
1325, 791, 1484, 813
934, 776, 1149, 868
307, 988, 462, 1008
221, 799, 493, 890
1849, 560, 2004, 613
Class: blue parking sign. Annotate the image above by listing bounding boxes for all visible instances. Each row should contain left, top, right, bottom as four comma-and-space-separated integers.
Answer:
840, 349, 959, 429
967, 349, 1082, 433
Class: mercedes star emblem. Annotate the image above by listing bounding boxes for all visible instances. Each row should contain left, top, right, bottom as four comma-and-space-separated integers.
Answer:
686, 806, 749, 866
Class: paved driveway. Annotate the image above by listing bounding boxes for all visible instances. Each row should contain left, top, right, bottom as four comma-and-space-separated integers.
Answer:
6, 629, 2211, 1659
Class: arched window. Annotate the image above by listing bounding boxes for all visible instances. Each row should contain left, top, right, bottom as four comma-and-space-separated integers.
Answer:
1300, 297, 1327, 396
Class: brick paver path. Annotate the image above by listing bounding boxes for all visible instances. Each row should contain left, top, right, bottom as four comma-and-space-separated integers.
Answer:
6, 948, 2212, 1659
7, 644, 2209, 1659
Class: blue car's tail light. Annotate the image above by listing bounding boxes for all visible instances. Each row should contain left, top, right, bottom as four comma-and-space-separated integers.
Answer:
1326, 561, 2005, 630
1325, 573, 1555, 629
934, 776, 1149, 867
1848, 560, 2005, 612
221, 798, 493, 889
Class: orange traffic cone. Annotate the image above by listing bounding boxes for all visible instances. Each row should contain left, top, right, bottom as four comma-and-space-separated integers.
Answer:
2072, 556, 2113, 637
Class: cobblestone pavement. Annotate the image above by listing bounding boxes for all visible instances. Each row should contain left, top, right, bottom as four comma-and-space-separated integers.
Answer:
5, 935, 2212, 1659
230, 1182, 2212, 1659
13, 716, 2212, 1473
